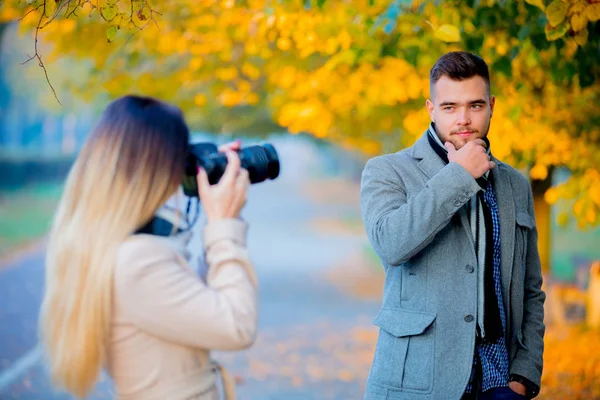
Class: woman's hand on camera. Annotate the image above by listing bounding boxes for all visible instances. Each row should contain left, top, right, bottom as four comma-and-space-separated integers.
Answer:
218, 139, 241, 152
197, 151, 250, 222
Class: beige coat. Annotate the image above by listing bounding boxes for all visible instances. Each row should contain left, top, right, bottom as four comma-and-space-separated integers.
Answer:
107, 218, 258, 400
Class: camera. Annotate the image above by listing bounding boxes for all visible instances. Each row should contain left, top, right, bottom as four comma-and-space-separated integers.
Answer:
181, 142, 280, 197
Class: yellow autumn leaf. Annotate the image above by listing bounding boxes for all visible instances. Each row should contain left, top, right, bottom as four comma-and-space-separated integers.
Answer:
544, 187, 559, 205
546, 0, 568, 26
586, 207, 597, 224
246, 93, 259, 104
574, 27, 588, 46
570, 12, 588, 32
219, 89, 242, 106
570, 0, 587, 14
215, 66, 238, 81
590, 182, 600, 206
586, 3, 600, 22
434, 24, 461, 43
194, 94, 206, 106
277, 37, 292, 51
44, 0, 57, 17
530, 163, 548, 180
241, 63, 261, 80
574, 198, 584, 215
101, 4, 118, 21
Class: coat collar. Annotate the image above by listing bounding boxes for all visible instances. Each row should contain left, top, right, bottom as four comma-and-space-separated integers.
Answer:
411, 131, 447, 179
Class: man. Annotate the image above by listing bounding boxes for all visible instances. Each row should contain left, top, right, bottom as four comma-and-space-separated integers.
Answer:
360, 52, 545, 400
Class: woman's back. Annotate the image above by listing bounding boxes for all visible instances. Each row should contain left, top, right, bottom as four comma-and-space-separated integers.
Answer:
108, 220, 257, 400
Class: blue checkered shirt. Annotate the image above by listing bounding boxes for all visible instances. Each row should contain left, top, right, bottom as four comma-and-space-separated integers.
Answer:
465, 179, 510, 393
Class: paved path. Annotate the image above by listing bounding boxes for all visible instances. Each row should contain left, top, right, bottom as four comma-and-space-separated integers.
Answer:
0, 137, 383, 399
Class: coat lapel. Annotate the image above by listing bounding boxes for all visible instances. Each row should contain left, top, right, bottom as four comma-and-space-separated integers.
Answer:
411, 133, 447, 179
411, 132, 475, 249
491, 159, 516, 314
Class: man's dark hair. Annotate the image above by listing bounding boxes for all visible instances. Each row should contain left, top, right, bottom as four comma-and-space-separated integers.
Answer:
429, 51, 491, 98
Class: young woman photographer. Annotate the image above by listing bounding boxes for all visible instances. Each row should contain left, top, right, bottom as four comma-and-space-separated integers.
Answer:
40, 95, 258, 399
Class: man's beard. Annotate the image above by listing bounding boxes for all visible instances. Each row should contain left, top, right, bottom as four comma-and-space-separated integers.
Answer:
439, 123, 491, 150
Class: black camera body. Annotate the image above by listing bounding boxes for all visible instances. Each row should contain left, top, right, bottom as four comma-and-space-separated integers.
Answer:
182, 142, 280, 197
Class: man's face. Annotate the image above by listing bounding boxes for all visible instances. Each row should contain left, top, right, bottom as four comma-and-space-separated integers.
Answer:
426, 75, 495, 150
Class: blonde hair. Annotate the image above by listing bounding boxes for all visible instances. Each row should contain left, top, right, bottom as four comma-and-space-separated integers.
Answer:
39, 95, 190, 397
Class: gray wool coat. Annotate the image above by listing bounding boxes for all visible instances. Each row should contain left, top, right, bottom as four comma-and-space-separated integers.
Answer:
360, 132, 545, 400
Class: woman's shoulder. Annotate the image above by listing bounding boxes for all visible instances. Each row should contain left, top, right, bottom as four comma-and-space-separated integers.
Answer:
114, 234, 188, 281
118, 234, 177, 260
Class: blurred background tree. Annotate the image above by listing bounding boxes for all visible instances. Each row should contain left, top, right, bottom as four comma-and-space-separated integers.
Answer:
1, 0, 599, 273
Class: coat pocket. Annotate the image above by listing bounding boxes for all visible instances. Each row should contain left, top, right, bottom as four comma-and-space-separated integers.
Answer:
515, 212, 535, 263
370, 308, 436, 393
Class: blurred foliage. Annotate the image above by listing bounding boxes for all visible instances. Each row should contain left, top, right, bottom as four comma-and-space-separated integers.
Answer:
0, 183, 63, 257
540, 324, 600, 399
0, 0, 599, 227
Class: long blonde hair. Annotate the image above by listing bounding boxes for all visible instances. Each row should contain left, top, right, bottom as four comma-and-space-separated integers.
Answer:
40, 95, 190, 397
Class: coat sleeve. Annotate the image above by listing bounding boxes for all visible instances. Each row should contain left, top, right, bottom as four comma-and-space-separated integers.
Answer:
360, 154, 482, 266
509, 181, 546, 393
115, 218, 258, 351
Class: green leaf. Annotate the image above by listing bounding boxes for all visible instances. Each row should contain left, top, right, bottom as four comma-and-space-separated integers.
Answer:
579, 62, 595, 88
465, 34, 485, 52
106, 25, 117, 43
492, 56, 512, 78
402, 45, 420, 67
545, 20, 569, 41
525, 0, 545, 11
517, 24, 532, 41
101, 4, 118, 21
434, 24, 461, 42
545, 0, 568, 26
508, 104, 522, 121
316, 0, 326, 9
531, 32, 552, 50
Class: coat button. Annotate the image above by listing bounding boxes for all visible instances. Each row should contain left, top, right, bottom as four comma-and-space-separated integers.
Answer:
464, 315, 474, 323
466, 264, 475, 273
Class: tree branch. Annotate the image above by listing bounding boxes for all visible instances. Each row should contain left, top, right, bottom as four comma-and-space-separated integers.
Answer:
22, 0, 62, 105
18, 4, 44, 22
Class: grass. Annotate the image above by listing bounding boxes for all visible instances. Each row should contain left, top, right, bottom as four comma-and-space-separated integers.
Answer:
0, 183, 63, 259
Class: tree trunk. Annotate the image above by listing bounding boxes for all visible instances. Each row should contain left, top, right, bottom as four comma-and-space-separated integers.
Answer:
531, 171, 563, 325
531, 171, 553, 274
588, 261, 600, 330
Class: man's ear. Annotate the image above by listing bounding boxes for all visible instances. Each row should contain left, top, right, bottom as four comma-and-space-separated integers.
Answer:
489, 95, 495, 117
426, 99, 435, 122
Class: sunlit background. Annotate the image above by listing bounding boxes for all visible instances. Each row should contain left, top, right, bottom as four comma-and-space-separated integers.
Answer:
1, 0, 599, 399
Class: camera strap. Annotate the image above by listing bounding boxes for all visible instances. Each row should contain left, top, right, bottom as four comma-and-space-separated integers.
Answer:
135, 206, 187, 237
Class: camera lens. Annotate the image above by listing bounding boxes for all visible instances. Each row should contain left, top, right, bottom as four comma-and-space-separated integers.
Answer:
239, 144, 280, 184
263, 143, 280, 180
